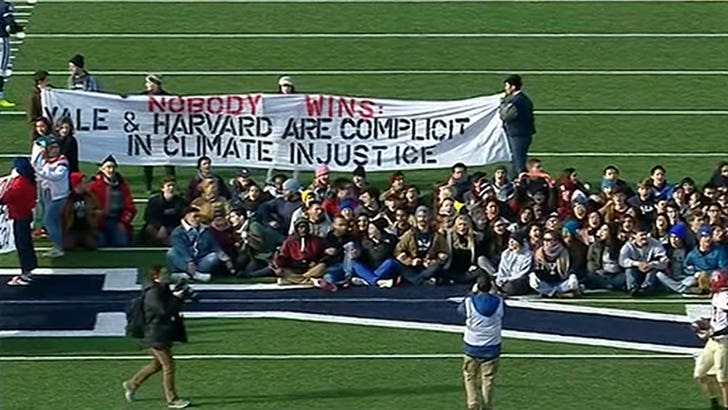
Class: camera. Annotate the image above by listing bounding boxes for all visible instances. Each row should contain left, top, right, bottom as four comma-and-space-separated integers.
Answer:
172, 280, 201, 302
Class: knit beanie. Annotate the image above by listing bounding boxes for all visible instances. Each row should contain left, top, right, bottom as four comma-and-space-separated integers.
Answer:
282, 178, 301, 192
352, 164, 366, 178
316, 164, 330, 178
69, 54, 85, 69
669, 223, 688, 240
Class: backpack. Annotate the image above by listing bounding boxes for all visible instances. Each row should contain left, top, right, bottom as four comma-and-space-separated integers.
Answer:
125, 289, 147, 339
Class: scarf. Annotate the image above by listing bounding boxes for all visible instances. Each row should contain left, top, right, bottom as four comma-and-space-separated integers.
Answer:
544, 242, 565, 260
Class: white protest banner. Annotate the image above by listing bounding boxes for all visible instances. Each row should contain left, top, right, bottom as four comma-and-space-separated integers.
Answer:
41, 89, 511, 171
0, 175, 16, 254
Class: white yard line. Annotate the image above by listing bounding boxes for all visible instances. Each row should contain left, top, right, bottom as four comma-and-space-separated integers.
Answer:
0, 353, 690, 361
25, 32, 728, 39
9, 69, 728, 76
28, 0, 728, 3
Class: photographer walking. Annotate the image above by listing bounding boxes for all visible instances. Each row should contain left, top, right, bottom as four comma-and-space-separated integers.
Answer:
123, 266, 191, 409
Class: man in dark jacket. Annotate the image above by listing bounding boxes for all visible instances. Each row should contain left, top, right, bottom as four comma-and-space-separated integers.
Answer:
123, 266, 191, 409
143, 176, 187, 245
499, 74, 535, 177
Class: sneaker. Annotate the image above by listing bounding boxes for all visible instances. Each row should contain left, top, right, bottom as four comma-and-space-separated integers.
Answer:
42, 248, 64, 258
376, 278, 394, 288
313, 278, 337, 292
167, 398, 191, 409
276, 277, 292, 285
424, 277, 438, 286
193, 272, 211, 282
6, 275, 31, 286
350, 277, 369, 287
122, 381, 136, 402
0, 99, 16, 108
32, 227, 47, 239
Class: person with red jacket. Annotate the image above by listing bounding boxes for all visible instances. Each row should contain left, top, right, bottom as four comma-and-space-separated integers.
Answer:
4, 157, 38, 286
87, 155, 137, 246
273, 218, 327, 285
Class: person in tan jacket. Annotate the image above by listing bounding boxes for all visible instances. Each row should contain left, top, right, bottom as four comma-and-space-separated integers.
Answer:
395, 205, 449, 285
61, 172, 101, 250
191, 178, 231, 224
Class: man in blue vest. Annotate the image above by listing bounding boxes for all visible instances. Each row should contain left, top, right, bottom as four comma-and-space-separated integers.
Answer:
499, 75, 535, 177
458, 275, 504, 410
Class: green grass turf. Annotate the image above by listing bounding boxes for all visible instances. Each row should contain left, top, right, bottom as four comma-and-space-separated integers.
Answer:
575, 302, 698, 315
0, 319, 701, 409
24, 3, 728, 34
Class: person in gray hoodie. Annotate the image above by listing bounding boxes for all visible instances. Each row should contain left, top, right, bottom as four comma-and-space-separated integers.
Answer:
494, 231, 533, 295
258, 178, 302, 236
619, 225, 669, 295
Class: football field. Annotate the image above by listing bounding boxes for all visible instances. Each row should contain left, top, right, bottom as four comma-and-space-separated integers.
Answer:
0, 0, 723, 409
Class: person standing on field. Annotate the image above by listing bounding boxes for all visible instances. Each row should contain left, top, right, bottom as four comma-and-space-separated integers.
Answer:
458, 275, 504, 410
141, 74, 175, 194
499, 74, 535, 177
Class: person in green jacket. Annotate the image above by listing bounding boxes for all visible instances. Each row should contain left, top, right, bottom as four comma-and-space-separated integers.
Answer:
229, 208, 283, 277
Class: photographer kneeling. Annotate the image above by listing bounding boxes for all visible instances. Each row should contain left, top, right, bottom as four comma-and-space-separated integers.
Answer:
123, 266, 191, 409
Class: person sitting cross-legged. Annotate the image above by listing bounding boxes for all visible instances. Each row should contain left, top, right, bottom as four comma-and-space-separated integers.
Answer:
142, 176, 187, 246
273, 218, 327, 285
528, 230, 581, 297
619, 224, 669, 296
395, 205, 449, 285
167, 206, 230, 282
347, 218, 400, 288
229, 208, 283, 278
494, 231, 533, 296
658, 225, 728, 294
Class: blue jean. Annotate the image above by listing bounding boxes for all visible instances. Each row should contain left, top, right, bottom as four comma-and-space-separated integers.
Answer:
351, 258, 400, 286
625, 268, 659, 291
323, 255, 355, 285
167, 247, 221, 274
43, 195, 65, 248
98, 219, 129, 247
508, 135, 532, 176
656, 272, 697, 294
582, 271, 626, 291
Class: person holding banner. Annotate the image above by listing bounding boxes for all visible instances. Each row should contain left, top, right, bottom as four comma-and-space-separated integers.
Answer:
499, 74, 535, 177
34, 136, 70, 258
141, 74, 175, 194
67, 54, 101, 92
4, 157, 38, 286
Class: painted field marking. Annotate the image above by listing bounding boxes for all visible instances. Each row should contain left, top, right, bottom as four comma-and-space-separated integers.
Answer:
24, 32, 728, 39
9, 69, 728, 76
0, 353, 691, 362
0, 268, 137, 291
28, 0, 728, 3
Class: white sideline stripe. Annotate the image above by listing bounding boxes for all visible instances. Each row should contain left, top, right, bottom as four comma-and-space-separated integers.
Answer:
11, 69, 728, 76
27, 32, 728, 39
510, 298, 709, 304
0, 353, 690, 361
0, 311, 699, 354
33, 246, 166, 252
29, 0, 728, 3
0, 268, 137, 291
504, 300, 690, 323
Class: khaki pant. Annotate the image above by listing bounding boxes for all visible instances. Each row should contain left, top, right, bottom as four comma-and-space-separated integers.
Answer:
695, 338, 728, 382
128, 347, 178, 403
463, 355, 499, 410
280, 263, 326, 284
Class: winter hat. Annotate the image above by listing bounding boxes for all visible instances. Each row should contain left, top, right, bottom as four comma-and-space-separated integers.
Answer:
100, 155, 118, 167
669, 223, 688, 240
69, 54, 85, 69
145, 74, 163, 86
315, 164, 330, 178
352, 164, 366, 178
371, 218, 389, 232
282, 178, 301, 192
698, 225, 713, 238
13, 157, 35, 183
571, 190, 588, 205
415, 205, 431, 218
510, 230, 527, 246
40, 135, 59, 147
278, 76, 294, 87
562, 219, 580, 235
339, 199, 357, 212
70, 172, 85, 189
235, 168, 250, 178
294, 218, 309, 229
